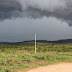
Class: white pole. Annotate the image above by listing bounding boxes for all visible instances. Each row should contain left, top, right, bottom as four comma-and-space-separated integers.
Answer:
35, 33, 36, 53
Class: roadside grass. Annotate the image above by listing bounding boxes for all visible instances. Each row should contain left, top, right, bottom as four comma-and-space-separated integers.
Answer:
0, 42, 72, 72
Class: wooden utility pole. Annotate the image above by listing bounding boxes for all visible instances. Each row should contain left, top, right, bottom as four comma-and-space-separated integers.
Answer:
35, 33, 36, 53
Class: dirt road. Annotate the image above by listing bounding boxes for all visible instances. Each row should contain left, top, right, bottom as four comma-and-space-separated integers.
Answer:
26, 63, 72, 72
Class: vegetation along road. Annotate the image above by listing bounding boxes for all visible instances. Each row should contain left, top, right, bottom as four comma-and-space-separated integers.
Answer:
0, 41, 72, 72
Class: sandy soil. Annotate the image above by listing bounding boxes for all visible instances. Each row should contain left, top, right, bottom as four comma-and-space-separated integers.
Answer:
26, 63, 72, 72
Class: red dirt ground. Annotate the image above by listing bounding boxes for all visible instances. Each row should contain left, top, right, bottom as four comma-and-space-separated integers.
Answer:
18, 62, 72, 72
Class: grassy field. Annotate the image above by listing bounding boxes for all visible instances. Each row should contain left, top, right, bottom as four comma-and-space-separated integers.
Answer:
0, 41, 72, 72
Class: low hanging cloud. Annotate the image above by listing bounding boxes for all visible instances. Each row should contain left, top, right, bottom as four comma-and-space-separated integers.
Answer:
0, 17, 69, 42
0, 0, 72, 26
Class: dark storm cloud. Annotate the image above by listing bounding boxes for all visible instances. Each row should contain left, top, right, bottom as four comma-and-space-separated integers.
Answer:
18, 0, 72, 26
0, 0, 72, 26
0, 0, 22, 20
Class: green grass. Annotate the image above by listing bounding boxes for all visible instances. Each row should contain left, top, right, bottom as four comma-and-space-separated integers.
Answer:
0, 42, 72, 72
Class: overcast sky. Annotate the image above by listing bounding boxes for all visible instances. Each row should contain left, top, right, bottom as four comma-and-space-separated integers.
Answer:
0, 0, 72, 42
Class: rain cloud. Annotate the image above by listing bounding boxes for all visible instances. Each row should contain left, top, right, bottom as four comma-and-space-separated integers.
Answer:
0, 0, 72, 26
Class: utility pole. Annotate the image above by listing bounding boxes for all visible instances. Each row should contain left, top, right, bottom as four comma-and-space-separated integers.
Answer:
35, 33, 36, 53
